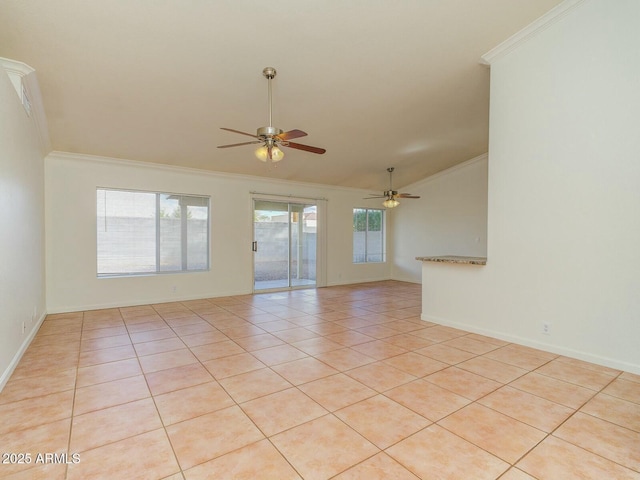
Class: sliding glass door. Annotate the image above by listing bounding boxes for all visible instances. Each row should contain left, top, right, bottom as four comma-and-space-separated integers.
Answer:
253, 199, 317, 292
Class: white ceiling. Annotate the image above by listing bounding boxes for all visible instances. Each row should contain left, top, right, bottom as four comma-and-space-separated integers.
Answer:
0, 0, 563, 191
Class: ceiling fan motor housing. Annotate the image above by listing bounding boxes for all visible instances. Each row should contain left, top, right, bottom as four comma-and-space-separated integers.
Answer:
257, 126, 283, 138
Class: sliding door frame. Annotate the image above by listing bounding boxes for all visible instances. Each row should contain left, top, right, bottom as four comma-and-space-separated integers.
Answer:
251, 193, 327, 293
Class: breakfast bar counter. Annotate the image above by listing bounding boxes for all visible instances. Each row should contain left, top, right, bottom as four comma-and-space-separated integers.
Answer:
416, 255, 487, 265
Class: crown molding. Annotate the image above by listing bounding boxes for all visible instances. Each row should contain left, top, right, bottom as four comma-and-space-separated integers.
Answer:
48, 150, 488, 195
0, 57, 34, 107
46, 151, 374, 195
1, 56, 51, 156
480, 0, 586, 66
0, 57, 34, 77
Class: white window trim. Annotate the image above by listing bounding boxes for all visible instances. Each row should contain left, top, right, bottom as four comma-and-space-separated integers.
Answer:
97, 188, 210, 277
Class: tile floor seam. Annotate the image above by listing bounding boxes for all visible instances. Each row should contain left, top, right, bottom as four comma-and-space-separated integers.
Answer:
264, 436, 307, 479
63, 310, 85, 480
68, 309, 86, 398
434, 418, 532, 471
124, 318, 185, 479
453, 400, 554, 468
529, 365, 618, 393
586, 390, 640, 425
385, 423, 512, 479
549, 410, 640, 473
505, 373, 598, 410
577, 402, 640, 433
449, 359, 529, 385
332, 396, 435, 449
404, 384, 471, 421
180, 436, 296, 478
172, 427, 259, 475
539, 379, 632, 436
536, 434, 640, 477
322, 438, 383, 479
502, 372, 624, 478
414, 363, 563, 468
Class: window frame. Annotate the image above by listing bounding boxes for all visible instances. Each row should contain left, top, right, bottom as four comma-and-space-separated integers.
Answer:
96, 187, 210, 277
352, 207, 386, 264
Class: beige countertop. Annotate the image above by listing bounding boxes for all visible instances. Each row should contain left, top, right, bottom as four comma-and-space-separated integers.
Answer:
416, 255, 487, 265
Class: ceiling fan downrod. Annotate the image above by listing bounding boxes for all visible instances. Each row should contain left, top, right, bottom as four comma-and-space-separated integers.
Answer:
264, 67, 276, 129
257, 67, 282, 138
386, 167, 397, 196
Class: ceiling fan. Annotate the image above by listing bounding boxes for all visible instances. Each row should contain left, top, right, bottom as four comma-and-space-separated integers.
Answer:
364, 167, 420, 208
217, 67, 326, 163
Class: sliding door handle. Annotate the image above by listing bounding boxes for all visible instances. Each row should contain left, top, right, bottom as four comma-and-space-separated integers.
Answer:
252, 241, 258, 252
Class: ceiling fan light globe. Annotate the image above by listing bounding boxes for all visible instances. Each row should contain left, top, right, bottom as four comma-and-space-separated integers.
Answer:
255, 145, 269, 162
383, 198, 400, 208
271, 146, 285, 162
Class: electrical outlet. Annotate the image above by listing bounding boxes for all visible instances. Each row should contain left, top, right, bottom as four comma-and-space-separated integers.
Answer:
172, 285, 177, 293
542, 322, 551, 335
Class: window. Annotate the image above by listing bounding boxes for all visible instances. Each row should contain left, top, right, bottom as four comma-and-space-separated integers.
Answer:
353, 208, 385, 263
97, 189, 209, 276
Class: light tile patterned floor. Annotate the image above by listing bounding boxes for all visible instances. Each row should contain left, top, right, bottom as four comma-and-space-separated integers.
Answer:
1, 280, 639, 479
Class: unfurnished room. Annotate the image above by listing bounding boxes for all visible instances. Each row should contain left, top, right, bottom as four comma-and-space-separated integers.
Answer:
0, 0, 639, 479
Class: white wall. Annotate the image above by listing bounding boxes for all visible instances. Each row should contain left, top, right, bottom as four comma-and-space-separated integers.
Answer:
392, 155, 488, 283
421, 0, 640, 373
45, 153, 392, 312
0, 66, 46, 388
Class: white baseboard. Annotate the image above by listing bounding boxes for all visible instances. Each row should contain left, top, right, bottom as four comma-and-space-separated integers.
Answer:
326, 276, 393, 287
421, 314, 640, 376
0, 312, 47, 392
49, 279, 422, 313
390, 274, 422, 284
46, 289, 254, 314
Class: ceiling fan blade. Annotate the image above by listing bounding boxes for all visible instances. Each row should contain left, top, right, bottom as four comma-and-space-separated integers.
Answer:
220, 127, 259, 139
217, 141, 262, 148
277, 129, 308, 141
364, 195, 387, 199
397, 194, 421, 199
284, 142, 326, 154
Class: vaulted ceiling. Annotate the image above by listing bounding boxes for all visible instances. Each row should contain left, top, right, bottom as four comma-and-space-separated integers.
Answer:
0, 0, 563, 190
